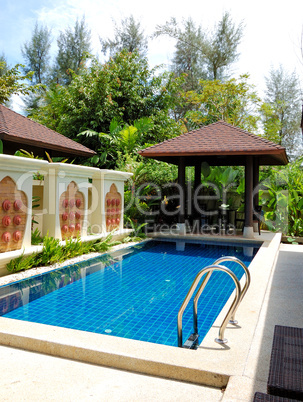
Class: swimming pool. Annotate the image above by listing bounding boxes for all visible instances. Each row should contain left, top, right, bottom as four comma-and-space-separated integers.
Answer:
0, 239, 260, 347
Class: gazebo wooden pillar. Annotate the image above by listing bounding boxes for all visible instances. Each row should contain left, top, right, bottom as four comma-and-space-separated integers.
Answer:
194, 164, 202, 191
253, 157, 260, 208
178, 156, 186, 229
194, 163, 202, 221
244, 156, 254, 238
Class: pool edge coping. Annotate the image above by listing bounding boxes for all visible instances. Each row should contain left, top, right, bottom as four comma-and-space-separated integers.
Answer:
0, 232, 281, 389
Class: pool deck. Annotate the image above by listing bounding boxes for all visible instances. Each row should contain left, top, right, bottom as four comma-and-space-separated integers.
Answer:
0, 232, 302, 401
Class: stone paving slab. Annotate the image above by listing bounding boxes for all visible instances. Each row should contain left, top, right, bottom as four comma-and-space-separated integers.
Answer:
0, 345, 223, 401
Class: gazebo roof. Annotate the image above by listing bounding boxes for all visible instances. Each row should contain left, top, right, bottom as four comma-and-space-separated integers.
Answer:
0, 105, 96, 158
139, 121, 288, 166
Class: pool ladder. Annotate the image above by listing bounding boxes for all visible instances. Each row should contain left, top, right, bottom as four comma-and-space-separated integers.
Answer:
178, 256, 251, 349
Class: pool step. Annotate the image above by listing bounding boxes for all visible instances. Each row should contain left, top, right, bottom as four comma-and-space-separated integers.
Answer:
183, 333, 199, 349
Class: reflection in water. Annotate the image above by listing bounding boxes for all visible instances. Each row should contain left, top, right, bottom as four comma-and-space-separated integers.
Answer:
0, 253, 120, 316
176, 241, 185, 251
243, 246, 254, 257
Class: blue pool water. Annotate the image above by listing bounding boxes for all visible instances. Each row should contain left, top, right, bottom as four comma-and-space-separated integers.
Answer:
0, 239, 260, 347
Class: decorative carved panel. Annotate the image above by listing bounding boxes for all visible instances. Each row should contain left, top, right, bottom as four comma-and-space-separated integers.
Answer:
59, 181, 84, 240
105, 184, 122, 232
0, 176, 28, 252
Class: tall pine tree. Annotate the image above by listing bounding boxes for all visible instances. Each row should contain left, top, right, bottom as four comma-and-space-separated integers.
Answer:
203, 12, 243, 80
154, 17, 205, 91
261, 66, 302, 159
154, 12, 244, 85
53, 16, 91, 85
100, 15, 148, 59
21, 22, 52, 85
0, 53, 9, 77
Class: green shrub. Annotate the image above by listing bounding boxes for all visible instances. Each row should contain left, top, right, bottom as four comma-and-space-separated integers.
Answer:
6, 232, 122, 273
62, 236, 92, 259
91, 231, 121, 252
260, 157, 303, 236
34, 234, 64, 266
31, 228, 43, 245
6, 253, 35, 273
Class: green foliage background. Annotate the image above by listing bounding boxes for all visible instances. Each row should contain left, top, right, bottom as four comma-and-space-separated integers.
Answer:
1, 13, 302, 239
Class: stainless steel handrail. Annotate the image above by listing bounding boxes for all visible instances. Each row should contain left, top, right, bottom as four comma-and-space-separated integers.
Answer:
213, 257, 250, 324
177, 264, 241, 347
193, 257, 250, 332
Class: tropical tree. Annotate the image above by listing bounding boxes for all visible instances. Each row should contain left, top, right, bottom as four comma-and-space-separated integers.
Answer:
259, 102, 281, 145
21, 22, 52, 85
100, 15, 148, 59
260, 157, 303, 236
183, 74, 260, 132
154, 11, 244, 82
27, 83, 66, 129
154, 17, 205, 92
154, 12, 244, 122
203, 11, 244, 80
30, 51, 183, 166
0, 62, 39, 105
53, 16, 92, 85
260, 66, 302, 159
78, 117, 153, 167
0, 53, 9, 77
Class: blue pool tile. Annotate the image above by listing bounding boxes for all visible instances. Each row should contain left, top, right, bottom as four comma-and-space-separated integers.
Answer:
0, 239, 260, 347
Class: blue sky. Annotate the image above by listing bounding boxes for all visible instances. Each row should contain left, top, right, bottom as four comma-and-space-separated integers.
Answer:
1, 0, 303, 102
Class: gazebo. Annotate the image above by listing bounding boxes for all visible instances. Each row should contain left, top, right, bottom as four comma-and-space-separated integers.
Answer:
139, 121, 288, 238
0, 105, 96, 158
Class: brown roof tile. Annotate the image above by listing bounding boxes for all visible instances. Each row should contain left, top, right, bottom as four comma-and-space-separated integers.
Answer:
139, 121, 288, 165
0, 105, 96, 157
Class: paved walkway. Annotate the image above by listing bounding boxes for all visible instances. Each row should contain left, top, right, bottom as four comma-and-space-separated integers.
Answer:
0, 243, 302, 401
223, 243, 303, 401
0, 344, 223, 401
